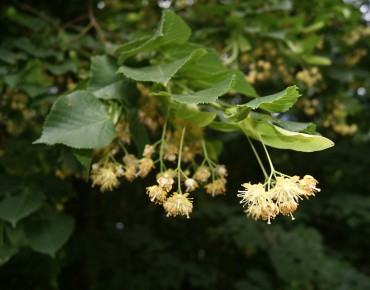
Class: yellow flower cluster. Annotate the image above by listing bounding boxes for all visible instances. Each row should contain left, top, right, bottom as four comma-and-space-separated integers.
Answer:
237, 175, 320, 224
91, 144, 156, 192
296, 67, 322, 87
163, 192, 193, 219
146, 172, 174, 204
146, 168, 194, 218
145, 163, 228, 218
91, 163, 122, 192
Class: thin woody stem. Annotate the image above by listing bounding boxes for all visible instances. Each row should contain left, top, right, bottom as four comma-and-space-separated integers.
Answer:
69, 1, 107, 44
88, 0, 107, 44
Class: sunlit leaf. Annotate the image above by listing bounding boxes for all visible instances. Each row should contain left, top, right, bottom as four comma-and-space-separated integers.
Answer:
302, 55, 332, 66
116, 10, 191, 63
117, 49, 205, 86
239, 116, 334, 152
246, 86, 300, 113
154, 75, 235, 104
175, 104, 217, 127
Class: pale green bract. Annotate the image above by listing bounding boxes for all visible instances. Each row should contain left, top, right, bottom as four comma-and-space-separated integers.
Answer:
239, 117, 334, 152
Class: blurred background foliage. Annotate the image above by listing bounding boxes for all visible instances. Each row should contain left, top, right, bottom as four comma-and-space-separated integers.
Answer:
0, 0, 370, 289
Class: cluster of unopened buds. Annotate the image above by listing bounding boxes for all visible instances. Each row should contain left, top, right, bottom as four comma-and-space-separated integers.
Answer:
237, 174, 320, 224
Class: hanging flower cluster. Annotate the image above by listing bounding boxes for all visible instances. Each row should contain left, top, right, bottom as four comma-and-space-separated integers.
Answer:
238, 174, 320, 224
89, 82, 323, 223
90, 112, 228, 219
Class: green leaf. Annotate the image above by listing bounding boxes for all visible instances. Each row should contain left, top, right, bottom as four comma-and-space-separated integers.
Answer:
3, 59, 51, 96
0, 48, 17, 65
239, 116, 334, 152
246, 86, 300, 113
297, 36, 322, 55
127, 109, 150, 155
154, 75, 235, 104
116, 10, 191, 63
117, 49, 205, 86
0, 193, 44, 227
34, 91, 117, 149
5, 222, 29, 248
205, 139, 223, 160
209, 121, 240, 132
25, 213, 75, 257
275, 120, 317, 134
72, 149, 93, 179
302, 21, 324, 33
177, 48, 257, 97
87, 55, 128, 101
0, 245, 19, 266
224, 106, 251, 122
175, 104, 216, 127
46, 60, 77, 76
232, 70, 258, 97
302, 55, 332, 66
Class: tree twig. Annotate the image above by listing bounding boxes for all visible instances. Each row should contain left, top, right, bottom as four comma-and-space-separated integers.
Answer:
88, 0, 107, 45
19, 3, 58, 29
67, 1, 107, 45
61, 14, 89, 29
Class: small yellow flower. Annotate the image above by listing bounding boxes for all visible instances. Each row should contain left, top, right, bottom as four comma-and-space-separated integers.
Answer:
123, 154, 138, 167
299, 175, 320, 198
182, 146, 196, 163
278, 200, 298, 217
137, 157, 155, 178
185, 178, 199, 192
194, 166, 211, 183
215, 165, 228, 178
261, 202, 279, 223
269, 176, 303, 220
238, 183, 266, 207
115, 165, 124, 177
143, 144, 155, 158
245, 200, 279, 224
156, 169, 176, 179
157, 174, 175, 192
123, 166, 137, 182
116, 120, 131, 145
163, 192, 193, 218
146, 185, 168, 204
163, 144, 178, 162
238, 183, 278, 224
91, 163, 120, 192
270, 176, 303, 203
204, 179, 226, 197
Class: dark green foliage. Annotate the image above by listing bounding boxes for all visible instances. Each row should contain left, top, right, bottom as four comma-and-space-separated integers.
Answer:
0, 0, 369, 289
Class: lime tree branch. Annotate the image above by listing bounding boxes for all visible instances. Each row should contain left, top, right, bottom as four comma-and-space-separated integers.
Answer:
69, 0, 107, 44
88, 0, 107, 45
